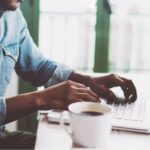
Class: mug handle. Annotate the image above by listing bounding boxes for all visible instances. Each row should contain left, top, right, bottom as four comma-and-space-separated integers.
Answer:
60, 111, 72, 136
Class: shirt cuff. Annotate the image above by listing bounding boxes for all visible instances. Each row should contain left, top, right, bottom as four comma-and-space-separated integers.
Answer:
44, 63, 74, 87
0, 97, 6, 126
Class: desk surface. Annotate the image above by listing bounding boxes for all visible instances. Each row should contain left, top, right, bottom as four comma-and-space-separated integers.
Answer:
35, 73, 150, 150
35, 114, 150, 150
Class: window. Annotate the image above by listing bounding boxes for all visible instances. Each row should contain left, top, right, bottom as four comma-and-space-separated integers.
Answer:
109, 0, 150, 72
39, 0, 96, 71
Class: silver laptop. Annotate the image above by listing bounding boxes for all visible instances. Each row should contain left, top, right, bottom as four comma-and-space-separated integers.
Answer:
46, 73, 150, 133
47, 89, 150, 134
102, 95, 150, 133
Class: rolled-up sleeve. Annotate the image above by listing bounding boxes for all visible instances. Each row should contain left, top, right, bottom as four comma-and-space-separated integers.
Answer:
45, 63, 74, 87
15, 9, 58, 87
0, 97, 6, 137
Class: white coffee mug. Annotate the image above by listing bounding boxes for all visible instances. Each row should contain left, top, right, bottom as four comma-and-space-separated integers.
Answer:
60, 102, 112, 149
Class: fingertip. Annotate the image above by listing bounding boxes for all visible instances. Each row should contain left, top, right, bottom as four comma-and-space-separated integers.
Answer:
109, 92, 117, 101
95, 94, 100, 100
130, 97, 137, 103
106, 99, 114, 105
98, 98, 101, 103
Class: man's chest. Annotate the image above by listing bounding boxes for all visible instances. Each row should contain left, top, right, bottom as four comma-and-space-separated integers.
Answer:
0, 44, 19, 95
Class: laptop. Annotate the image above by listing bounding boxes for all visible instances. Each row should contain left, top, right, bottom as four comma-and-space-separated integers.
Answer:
48, 75, 150, 134
47, 87, 150, 134
102, 90, 150, 133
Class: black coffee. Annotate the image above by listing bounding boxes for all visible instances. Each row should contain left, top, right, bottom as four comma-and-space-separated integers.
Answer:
81, 111, 104, 116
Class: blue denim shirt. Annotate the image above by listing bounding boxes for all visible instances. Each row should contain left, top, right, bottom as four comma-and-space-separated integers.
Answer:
0, 9, 73, 137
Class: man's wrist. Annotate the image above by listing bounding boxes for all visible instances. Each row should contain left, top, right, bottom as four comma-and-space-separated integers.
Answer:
68, 72, 92, 86
33, 91, 47, 110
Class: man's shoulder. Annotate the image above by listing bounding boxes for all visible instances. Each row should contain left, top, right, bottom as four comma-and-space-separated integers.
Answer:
1, 8, 26, 44
3, 8, 26, 32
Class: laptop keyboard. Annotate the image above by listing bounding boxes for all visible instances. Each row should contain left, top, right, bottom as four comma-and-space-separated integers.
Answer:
102, 97, 147, 122
112, 101, 146, 122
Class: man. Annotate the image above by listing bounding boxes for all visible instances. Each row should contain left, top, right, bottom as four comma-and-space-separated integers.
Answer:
0, 0, 137, 149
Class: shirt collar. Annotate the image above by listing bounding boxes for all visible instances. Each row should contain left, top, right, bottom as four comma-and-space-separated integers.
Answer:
0, 7, 6, 18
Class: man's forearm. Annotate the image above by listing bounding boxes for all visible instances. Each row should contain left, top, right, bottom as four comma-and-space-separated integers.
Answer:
5, 72, 90, 124
68, 72, 91, 86
5, 92, 39, 124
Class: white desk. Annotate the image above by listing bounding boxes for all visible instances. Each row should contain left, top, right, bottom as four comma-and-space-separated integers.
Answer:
35, 73, 150, 150
34, 114, 150, 150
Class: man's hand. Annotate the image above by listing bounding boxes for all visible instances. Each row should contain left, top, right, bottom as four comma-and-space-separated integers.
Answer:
5, 73, 136, 124
37, 80, 99, 110
69, 73, 137, 104
5, 80, 99, 123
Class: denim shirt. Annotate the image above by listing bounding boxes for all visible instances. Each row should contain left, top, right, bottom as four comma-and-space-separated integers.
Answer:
0, 9, 73, 137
